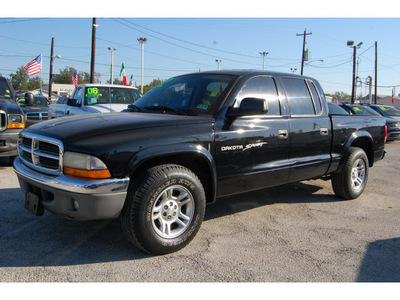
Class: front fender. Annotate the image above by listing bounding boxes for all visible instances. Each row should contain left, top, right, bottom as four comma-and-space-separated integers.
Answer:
126, 143, 217, 203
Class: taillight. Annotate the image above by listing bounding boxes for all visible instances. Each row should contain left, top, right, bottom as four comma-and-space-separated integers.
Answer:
384, 124, 388, 143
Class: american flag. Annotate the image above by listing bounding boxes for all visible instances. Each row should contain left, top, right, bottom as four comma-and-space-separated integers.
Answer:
23, 54, 42, 76
72, 69, 78, 87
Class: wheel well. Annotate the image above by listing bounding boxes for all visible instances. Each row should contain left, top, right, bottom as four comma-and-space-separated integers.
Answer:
130, 153, 215, 204
351, 137, 374, 167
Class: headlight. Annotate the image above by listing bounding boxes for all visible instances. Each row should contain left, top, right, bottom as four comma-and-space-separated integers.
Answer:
387, 122, 400, 128
7, 114, 25, 129
63, 151, 111, 179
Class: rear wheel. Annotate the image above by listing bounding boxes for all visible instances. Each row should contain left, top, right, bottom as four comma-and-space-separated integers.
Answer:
121, 164, 206, 255
331, 147, 369, 200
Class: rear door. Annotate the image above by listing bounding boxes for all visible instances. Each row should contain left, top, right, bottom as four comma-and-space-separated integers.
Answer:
281, 77, 332, 182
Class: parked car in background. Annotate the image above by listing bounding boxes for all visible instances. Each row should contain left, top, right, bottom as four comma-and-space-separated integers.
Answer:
367, 104, 400, 120
340, 103, 400, 141
0, 76, 25, 160
327, 102, 350, 115
49, 84, 142, 118
18, 93, 52, 127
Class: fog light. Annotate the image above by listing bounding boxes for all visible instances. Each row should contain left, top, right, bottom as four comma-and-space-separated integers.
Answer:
73, 200, 80, 211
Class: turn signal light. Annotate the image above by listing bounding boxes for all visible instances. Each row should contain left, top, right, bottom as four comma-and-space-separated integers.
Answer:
7, 123, 25, 129
64, 167, 111, 179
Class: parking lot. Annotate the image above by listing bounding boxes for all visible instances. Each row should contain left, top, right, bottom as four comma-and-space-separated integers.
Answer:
0, 142, 399, 283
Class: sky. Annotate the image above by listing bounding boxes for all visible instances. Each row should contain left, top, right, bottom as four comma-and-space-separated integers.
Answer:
1, 1, 400, 96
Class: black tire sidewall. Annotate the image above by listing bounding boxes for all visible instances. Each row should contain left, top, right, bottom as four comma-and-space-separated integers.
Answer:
344, 148, 369, 199
133, 165, 205, 254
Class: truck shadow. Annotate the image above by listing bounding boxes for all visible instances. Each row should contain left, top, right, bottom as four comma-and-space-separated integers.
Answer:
0, 182, 341, 267
357, 237, 400, 282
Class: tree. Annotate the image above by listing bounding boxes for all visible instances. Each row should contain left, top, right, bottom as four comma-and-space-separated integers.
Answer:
139, 78, 163, 94
53, 67, 101, 84
9, 66, 42, 92
9, 67, 29, 91
326, 91, 351, 102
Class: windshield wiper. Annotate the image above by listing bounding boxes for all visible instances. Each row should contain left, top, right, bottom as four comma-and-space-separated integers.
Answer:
126, 104, 143, 112
145, 105, 187, 115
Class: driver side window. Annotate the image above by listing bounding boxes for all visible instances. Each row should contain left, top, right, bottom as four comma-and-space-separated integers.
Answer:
235, 76, 281, 115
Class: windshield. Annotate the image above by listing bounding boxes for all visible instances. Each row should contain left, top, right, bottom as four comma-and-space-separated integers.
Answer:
351, 105, 381, 116
132, 74, 237, 116
81, 86, 142, 106
380, 106, 400, 117
0, 78, 13, 100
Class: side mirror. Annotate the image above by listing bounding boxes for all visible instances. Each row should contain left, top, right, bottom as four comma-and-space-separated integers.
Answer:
227, 97, 268, 118
67, 98, 81, 107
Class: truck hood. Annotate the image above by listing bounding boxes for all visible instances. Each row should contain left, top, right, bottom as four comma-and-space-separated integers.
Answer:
0, 99, 23, 115
21, 106, 50, 113
24, 112, 214, 142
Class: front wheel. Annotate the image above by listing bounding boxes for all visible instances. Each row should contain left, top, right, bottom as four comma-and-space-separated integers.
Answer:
331, 147, 369, 200
121, 164, 206, 255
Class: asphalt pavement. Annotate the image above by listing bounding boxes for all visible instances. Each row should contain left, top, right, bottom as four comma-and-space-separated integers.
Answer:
0, 142, 399, 282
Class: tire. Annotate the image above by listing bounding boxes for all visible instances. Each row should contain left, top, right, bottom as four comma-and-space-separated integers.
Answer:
331, 147, 369, 200
120, 164, 206, 255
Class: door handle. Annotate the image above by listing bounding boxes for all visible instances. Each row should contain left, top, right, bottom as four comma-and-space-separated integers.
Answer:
278, 129, 288, 139
320, 128, 329, 136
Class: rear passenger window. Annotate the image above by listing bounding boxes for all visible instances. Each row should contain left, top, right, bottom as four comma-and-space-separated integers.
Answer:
307, 81, 322, 115
235, 76, 281, 115
282, 78, 315, 115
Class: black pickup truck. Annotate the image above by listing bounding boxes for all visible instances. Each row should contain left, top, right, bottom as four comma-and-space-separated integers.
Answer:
0, 76, 25, 161
13, 71, 386, 254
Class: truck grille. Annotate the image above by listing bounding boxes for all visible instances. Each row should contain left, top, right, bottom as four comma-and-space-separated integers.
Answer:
18, 133, 63, 175
26, 112, 49, 121
0, 110, 6, 131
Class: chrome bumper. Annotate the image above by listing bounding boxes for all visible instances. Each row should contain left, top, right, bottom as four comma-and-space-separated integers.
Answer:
13, 158, 130, 220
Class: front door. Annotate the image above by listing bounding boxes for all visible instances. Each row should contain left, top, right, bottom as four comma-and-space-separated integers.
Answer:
214, 76, 291, 197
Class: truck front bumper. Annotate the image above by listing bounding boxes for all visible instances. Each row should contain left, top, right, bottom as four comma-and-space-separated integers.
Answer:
0, 129, 22, 157
13, 158, 130, 220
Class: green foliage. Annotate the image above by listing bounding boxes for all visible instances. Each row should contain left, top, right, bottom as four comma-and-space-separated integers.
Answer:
326, 91, 351, 101
53, 66, 101, 84
9, 66, 42, 92
139, 78, 163, 94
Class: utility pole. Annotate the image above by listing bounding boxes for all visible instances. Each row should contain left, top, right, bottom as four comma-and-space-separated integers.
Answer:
296, 28, 312, 75
90, 18, 98, 84
138, 37, 147, 94
259, 52, 268, 71
108, 47, 117, 84
48, 37, 54, 102
375, 41, 378, 104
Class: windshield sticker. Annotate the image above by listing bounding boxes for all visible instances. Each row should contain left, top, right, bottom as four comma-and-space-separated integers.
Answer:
6, 90, 10, 94
175, 83, 185, 92
86, 87, 102, 98
353, 107, 362, 112
381, 107, 388, 111
196, 104, 209, 110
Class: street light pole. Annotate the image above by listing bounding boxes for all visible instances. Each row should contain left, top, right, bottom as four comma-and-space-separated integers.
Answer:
138, 37, 147, 94
347, 41, 363, 104
108, 47, 117, 84
259, 52, 268, 71
215, 59, 222, 70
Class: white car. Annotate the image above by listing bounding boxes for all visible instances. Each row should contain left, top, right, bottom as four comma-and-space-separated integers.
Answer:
50, 84, 142, 118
